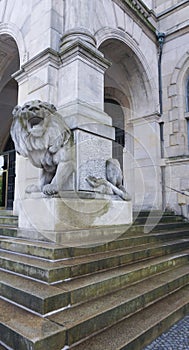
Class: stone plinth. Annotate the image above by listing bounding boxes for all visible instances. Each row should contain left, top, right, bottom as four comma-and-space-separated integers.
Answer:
18, 194, 132, 245
74, 129, 112, 191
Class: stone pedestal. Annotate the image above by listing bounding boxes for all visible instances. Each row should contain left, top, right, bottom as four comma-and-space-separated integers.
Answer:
18, 194, 132, 245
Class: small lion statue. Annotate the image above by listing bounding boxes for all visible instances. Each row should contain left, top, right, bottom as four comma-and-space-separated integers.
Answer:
86, 158, 131, 201
11, 100, 74, 195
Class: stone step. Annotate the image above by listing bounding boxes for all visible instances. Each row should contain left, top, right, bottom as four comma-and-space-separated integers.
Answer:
64, 239, 189, 279
0, 211, 18, 240
133, 214, 183, 224
0, 211, 189, 350
128, 221, 189, 234
0, 250, 70, 283
0, 299, 65, 350
0, 237, 71, 260
1, 227, 189, 259
1, 239, 189, 283
133, 210, 175, 218
56, 252, 189, 305
70, 285, 189, 350
0, 269, 69, 315
9, 221, 189, 246
1, 261, 188, 317
0, 215, 18, 226
48, 264, 189, 346
0, 226, 17, 237
0, 210, 14, 216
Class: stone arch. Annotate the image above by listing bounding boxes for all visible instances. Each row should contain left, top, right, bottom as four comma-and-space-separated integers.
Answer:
104, 87, 131, 118
170, 52, 189, 86
0, 22, 26, 64
97, 28, 157, 117
98, 33, 161, 209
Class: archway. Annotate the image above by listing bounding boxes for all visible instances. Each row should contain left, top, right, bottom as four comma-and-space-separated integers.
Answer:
0, 34, 19, 209
99, 38, 160, 209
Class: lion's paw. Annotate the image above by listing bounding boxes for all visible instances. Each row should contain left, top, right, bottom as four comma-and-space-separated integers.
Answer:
43, 184, 58, 195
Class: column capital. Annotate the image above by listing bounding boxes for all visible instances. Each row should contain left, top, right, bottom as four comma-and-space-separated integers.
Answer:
60, 29, 111, 73
60, 28, 97, 49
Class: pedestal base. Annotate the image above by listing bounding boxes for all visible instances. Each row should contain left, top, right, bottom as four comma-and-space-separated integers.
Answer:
18, 194, 132, 245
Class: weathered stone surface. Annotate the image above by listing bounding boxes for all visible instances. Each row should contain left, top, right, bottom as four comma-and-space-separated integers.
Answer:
86, 158, 131, 200
0, 299, 66, 350
0, 270, 69, 315
1, 210, 189, 349
48, 265, 189, 345
71, 285, 189, 350
18, 196, 132, 241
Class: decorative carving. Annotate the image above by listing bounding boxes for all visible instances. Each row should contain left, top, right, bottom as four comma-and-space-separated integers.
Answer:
11, 100, 74, 195
86, 158, 131, 201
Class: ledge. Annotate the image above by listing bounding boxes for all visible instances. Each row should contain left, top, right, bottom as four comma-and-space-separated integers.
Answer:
166, 155, 189, 164
113, 0, 156, 33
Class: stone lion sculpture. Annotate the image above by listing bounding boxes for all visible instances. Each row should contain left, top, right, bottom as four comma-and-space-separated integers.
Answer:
11, 100, 74, 195
86, 158, 131, 201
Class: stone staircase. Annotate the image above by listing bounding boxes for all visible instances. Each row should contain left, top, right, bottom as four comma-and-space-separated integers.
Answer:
0, 210, 189, 350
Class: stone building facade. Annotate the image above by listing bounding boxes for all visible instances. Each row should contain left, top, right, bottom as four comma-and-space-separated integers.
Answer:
0, 0, 189, 215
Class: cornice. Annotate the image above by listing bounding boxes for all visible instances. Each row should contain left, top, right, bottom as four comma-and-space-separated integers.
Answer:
157, 0, 189, 19
12, 48, 60, 82
113, 0, 156, 34
165, 21, 189, 41
21, 48, 60, 72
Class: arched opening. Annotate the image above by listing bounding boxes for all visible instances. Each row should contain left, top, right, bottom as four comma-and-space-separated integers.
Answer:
0, 34, 19, 209
99, 38, 160, 210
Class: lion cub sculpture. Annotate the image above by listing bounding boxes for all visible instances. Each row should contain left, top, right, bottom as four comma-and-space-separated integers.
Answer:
11, 100, 74, 195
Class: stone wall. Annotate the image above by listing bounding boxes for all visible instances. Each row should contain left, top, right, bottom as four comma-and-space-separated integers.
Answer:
157, 0, 189, 213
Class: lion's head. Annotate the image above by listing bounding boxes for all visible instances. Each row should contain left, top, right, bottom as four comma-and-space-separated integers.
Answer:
12, 100, 57, 138
11, 100, 72, 169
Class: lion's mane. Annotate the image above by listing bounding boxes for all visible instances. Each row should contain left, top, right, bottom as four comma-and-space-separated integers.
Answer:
11, 100, 71, 172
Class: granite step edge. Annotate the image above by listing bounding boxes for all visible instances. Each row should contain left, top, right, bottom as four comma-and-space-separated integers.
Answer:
1, 231, 189, 260
1, 263, 189, 317
0, 269, 70, 315
47, 265, 189, 345
0, 298, 66, 350
69, 285, 189, 350
57, 252, 189, 304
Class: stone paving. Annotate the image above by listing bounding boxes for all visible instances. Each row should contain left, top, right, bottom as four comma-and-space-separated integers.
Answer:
143, 315, 189, 350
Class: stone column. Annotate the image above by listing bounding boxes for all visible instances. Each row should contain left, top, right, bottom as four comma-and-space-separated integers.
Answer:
58, 29, 115, 191
63, 0, 95, 33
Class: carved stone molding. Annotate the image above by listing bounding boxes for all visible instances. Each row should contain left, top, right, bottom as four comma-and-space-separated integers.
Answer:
60, 28, 97, 49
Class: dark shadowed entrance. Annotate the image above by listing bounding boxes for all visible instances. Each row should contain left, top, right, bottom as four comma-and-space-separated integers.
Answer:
104, 98, 125, 170
0, 34, 19, 209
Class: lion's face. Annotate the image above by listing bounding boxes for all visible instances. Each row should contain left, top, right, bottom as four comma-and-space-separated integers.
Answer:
11, 100, 72, 169
12, 100, 57, 135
